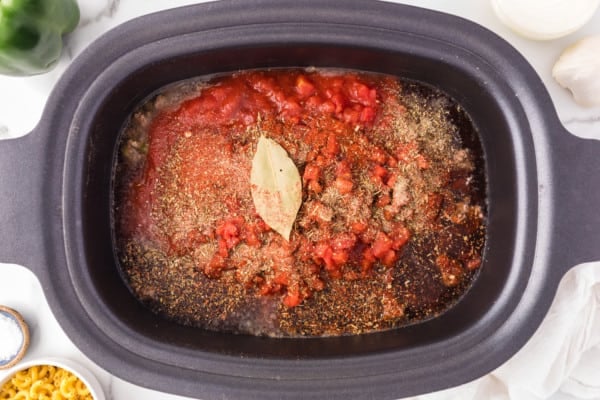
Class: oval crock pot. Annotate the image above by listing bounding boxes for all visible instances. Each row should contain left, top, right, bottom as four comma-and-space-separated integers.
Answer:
1, 1, 600, 399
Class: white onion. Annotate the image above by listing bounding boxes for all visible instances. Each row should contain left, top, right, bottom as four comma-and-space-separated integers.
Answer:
491, 0, 600, 40
553, 36, 600, 107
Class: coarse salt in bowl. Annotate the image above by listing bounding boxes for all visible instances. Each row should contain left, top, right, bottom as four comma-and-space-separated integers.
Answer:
0, 306, 29, 370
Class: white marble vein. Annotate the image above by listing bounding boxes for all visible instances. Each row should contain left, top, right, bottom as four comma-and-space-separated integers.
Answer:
79, 0, 121, 26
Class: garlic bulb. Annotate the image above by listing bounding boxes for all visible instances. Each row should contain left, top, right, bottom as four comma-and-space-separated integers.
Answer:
553, 36, 600, 107
491, 0, 600, 40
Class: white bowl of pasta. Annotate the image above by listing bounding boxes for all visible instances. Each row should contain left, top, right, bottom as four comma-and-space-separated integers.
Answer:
0, 357, 105, 400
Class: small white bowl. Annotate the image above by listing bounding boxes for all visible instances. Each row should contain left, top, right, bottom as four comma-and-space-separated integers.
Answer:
0, 357, 105, 400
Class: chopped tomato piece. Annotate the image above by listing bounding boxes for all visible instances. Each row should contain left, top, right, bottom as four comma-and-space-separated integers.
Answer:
325, 133, 340, 156
371, 232, 394, 259
332, 249, 349, 266
376, 193, 391, 207
372, 164, 388, 179
360, 106, 376, 123
361, 248, 376, 273
303, 164, 321, 182
336, 160, 352, 179
351, 221, 368, 234
334, 177, 354, 194
273, 272, 290, 286
296, 75, 316, 97
216, 217, 244, 249
244, 224, 261, 247
331, 232, 357, 250
308, 180, 323, 193
319, 100, 335, 114
380, 249, 397, 267
283, 287, 302, 307
370, 147, 388, 164
391, 224, 411, 250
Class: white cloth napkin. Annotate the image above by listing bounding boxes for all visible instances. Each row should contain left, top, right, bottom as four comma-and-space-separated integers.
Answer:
411, 262, 600, 400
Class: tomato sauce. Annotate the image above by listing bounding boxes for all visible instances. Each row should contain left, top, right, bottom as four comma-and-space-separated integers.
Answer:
114, 68, 486, 336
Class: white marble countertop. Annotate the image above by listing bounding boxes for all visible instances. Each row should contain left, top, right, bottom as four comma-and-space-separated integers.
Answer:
1, 1, 599, 399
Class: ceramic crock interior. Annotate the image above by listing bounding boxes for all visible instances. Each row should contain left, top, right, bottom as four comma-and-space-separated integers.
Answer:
78, 43, 519, 358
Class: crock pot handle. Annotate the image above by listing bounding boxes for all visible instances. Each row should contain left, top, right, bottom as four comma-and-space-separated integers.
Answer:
553, 128, 600, 270
0, 129, 46, 273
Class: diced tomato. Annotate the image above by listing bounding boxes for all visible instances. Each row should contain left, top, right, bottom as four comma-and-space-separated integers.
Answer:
305, 95, 322, 109
314, 242, 336, 271
309, 276, 325, 291
308, 180, 322, 193
314, 154, 327, 167
217, 239, 229, 257
331, 93, 346, 114
283, 288, 302, 307
342, 107, 360, 124
295, 75, 316, 97
369, 173, 384, 186
360, 106, 376, 123
332, 249, 349, 266
324, 133, 340, 156
336, 160, 352, 179
216, 217, 244, 249
273, 272, 290, 286
334, 177, 354, 194
322, 250, 336, 271
372, 164, 388, 179
303, 164, 321, 182
259, 283, 272, 296
331, 232, 357, 250
361, 248, 376, 273
319, 100, 336, 114
391, 223, 411, 250
385, 173, 397, 188
376, 194, 391, 207
380, 249, 397, 267
331, 77, 344, 89
371, 232, 394, 259
220, 221, 238, 238
351, 221, 368, 234
313, 241, 329, 259
244, 224, 261, 247
369, 147, 388, 164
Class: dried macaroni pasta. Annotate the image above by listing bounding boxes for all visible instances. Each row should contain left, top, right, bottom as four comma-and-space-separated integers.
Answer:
0, 365, 92, 400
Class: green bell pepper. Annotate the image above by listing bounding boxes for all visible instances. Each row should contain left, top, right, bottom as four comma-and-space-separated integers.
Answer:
0, 0, 80, 76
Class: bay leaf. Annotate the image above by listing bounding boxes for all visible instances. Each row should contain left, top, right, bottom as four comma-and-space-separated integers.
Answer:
250, 136, 302, 240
